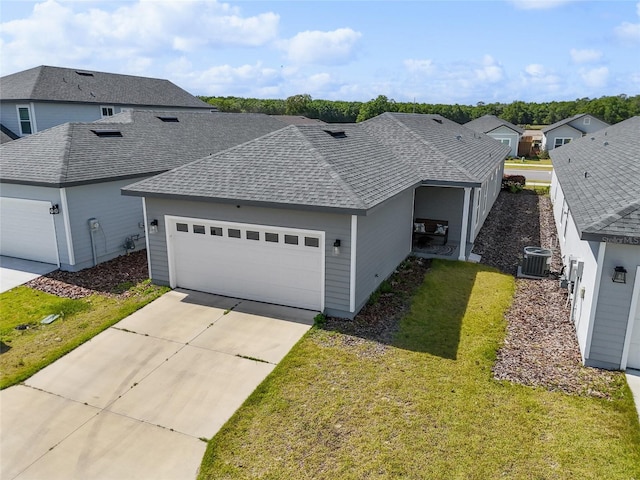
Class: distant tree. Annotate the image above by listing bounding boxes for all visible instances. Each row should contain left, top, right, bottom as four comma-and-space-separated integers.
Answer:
356, 95, 397, 122
285, 94, 312, 116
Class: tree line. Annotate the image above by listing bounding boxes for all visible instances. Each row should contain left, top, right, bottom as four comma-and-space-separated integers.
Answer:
200, 93, 640, 126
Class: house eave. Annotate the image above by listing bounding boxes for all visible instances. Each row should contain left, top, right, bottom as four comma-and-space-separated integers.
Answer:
1, 171, 165, 189
121, 189, 369, 216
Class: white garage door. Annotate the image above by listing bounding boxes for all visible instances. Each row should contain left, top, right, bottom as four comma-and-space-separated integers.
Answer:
0, 197, 58, 265
168, 218, 324, 311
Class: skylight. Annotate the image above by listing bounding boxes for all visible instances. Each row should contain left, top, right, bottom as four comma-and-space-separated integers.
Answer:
157, 116, 179, 122
91, 129, 122, 138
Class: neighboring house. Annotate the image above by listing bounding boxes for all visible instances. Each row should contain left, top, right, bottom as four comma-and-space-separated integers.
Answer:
0, 65, 212, 140
0, 111, 286, 270
550, 116, 640, 370
0, 124, 19, 144
518, 129, 543, 157
464, 115, 523, 157
122, 113, 509, 318
541, 113, 609, 151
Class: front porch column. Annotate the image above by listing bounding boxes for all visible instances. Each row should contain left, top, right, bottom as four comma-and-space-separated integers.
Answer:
458, 187, 471, 261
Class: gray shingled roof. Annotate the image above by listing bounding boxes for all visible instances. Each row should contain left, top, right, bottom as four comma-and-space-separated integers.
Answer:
0, 111, 286, 187
271, 115, 327, 126
122, 113, 509, 213
464, 114, 524, 135
361, 113, 510, 186
550, 116, 640, 239
122, 124, 420, 213
0, 65, 210, 109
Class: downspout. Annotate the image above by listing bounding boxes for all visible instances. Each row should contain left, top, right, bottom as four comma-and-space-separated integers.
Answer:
458, 188, 470, 261
88, 218, 99, 266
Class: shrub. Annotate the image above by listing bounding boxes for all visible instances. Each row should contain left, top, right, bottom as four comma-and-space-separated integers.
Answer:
502, 174, 526, 193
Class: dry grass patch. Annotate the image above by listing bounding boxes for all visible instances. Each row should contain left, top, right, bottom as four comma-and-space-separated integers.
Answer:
199, 261, 640, 480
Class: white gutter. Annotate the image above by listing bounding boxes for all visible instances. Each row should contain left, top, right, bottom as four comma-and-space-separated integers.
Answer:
584, 242, 606, 360
458, 187, 470, 261
349, 215, 358, 313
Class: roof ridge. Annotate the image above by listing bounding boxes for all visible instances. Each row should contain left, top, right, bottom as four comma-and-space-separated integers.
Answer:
584, 198, 640, 233
384, 113, 477, 182
293, 126, 369, 209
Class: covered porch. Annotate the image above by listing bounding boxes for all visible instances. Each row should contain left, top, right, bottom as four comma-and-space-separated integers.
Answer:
411, 185, 476, 261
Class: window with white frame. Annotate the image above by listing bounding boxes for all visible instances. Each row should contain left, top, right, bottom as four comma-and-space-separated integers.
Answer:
554, 137, 571, 148
497, 138, 511, 146
583, 117, 591, 125
101, 106, 115, 118
16, 105, 33, 135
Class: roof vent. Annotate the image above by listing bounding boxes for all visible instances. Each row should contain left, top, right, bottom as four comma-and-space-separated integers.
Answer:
584, 171, 589, 178
91, 129, 122, 138
603, 141, 609, 146
75, 70, 94, 77
157, 116, 179, 122
323, 129, 346, 138
432, 118, 443, 124
456, 135, 462, 141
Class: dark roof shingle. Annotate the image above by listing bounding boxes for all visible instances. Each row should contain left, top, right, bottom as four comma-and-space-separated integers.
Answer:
0, 65, 210, 109
464, 114, 524, 135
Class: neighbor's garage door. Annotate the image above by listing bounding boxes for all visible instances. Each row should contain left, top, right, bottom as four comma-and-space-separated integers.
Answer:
169, 218, 324, 310
0, 197, 58, 264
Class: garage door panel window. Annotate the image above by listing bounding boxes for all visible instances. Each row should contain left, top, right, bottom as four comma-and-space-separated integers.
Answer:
176, 223, 188, 232
246, 230, 260, 240
210, 227, 223, 236
193, 225, 206, 234
305, 237, 320, 247
284, 234, 298, 245
228, 228, 241, 238
265, 232, 279, 243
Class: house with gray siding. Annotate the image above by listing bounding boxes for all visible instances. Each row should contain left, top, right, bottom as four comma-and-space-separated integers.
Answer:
123, 113, 508, 319
550, 116, 640, 371
542, 113, 609, 151
0, 111, 286, 271
464, 115, 523, 157
0, 65, 212, 140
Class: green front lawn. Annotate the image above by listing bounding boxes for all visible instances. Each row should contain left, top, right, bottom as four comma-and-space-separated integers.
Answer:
0, 280, 168, 389
199, 260, 640, 479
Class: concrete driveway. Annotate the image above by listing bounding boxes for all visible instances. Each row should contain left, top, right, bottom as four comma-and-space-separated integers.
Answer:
0, 256, 57, 293
1, 289, 315, 480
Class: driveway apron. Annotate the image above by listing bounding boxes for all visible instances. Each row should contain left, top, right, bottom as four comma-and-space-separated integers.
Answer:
1, 289, 315, 480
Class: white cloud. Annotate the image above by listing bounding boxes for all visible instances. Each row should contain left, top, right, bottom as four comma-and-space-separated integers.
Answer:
508, 0, 574, 10
283, 28, 362, 65
524, 64, 547, 77
404, 59, 435, 75
0, 0, 279, 75
580, 66, 609, 88
614, 1, 640, 43
475, 55, 503, 83
570, 48, 602, 64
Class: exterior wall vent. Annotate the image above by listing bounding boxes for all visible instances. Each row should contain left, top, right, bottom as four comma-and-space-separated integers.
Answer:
521, 246, 552, 277
157, 116, 179, 122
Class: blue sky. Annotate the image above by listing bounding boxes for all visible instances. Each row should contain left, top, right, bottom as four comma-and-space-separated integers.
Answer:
1, 0, 639, 104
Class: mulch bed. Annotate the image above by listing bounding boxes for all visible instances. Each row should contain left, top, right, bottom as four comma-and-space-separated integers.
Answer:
25, 251, 149, 299
474, 191, 618, 398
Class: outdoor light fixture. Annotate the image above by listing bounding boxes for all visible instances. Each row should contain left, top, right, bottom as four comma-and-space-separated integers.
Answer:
333, 239, 341, 256
149, 219, 159, 234
49, 204, 59, 214
612, 266, 627, 284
